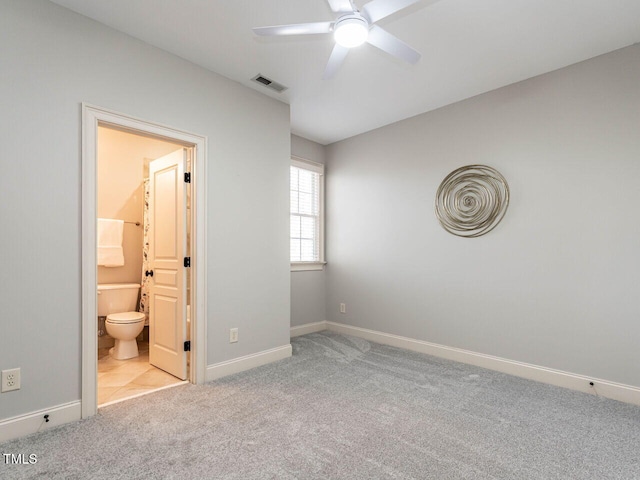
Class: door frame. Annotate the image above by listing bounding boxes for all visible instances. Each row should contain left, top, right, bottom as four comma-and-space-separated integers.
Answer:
81, 103, 207, 418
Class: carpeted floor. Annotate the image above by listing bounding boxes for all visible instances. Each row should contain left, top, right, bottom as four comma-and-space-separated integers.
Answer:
1, 331, 639, 479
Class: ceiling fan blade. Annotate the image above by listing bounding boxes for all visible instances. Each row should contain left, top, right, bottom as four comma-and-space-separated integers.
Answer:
326, 0, 355, 13
366, 25, 421, 64
253, 22, 333, 36
323, 44, 350, 79
361, 0, 422, 24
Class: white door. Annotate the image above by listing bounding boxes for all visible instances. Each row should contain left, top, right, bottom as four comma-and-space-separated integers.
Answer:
148, 149, 188, 380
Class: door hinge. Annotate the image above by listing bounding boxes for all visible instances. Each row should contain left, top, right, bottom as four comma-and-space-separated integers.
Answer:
184, 172, 191, 183
184, 340, 191, 352
184, 257, 191, 268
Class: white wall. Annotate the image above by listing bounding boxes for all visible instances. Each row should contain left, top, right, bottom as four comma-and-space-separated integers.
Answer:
0, 0, 290, 420
325, 44, 640, 388
290, 135, 327, 327
97, 126, 183, 285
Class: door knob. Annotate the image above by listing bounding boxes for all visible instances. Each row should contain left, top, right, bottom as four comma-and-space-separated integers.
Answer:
145, 270, 154, 277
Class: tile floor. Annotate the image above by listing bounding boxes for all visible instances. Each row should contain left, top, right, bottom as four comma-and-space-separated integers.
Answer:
98, 340, 185, 406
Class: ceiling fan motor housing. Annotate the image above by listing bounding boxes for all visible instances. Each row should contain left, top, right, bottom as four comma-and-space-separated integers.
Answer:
333, 13, 370, 48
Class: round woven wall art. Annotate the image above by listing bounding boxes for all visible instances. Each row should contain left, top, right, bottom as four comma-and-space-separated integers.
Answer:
435, 164, 510, 238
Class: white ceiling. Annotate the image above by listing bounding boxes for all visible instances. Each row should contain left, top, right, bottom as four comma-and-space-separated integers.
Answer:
50, 0, 640, 145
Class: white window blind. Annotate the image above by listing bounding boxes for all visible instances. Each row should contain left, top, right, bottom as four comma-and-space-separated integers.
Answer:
290, 158, 324, 264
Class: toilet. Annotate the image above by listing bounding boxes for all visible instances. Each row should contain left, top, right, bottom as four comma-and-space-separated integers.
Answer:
97, 283, 146, 360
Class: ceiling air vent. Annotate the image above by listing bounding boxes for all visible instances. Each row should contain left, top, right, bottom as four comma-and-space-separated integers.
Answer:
251, 74, 288, 93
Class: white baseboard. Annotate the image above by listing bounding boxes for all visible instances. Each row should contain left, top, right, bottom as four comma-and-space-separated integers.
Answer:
205, 344, 292, 382
290, 321, 328, 338
0, 401, 82, 444
325, 321, 640, 407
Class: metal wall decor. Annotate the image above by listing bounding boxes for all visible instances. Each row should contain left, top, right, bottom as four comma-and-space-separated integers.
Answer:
435, 165, 509, 238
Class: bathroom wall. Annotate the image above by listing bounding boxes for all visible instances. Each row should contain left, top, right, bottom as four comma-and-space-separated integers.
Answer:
97, 126, 183, 285
290, 134, 327, 327
96, 127, 184, 346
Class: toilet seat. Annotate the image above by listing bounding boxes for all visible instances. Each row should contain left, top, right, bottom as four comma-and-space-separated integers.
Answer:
106, 312, 145, 324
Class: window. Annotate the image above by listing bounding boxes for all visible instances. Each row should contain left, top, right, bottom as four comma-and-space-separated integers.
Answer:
290, 157, 325, 271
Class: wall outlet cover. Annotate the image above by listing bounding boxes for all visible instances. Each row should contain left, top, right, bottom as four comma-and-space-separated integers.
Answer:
230, 328, 239, 343
1, 368, 21, 392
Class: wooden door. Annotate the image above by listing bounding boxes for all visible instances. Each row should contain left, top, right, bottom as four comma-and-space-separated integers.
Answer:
148, 149, 187, 380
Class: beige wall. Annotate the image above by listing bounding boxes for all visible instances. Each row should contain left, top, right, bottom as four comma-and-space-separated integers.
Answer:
97, 126, 182, 285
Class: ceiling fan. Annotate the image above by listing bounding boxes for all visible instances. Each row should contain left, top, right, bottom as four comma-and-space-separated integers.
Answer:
253, 0, 422, 79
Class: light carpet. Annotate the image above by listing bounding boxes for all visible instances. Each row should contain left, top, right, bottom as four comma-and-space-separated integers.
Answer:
1, 331, 639, 479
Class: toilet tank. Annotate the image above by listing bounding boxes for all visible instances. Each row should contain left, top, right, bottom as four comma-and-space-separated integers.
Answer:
97, 283, 141, 316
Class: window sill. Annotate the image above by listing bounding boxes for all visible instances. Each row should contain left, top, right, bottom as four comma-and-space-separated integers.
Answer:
291, 262, 326, 272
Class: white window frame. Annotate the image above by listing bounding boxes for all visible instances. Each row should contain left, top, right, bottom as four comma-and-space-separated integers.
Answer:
290, 156, 325, 272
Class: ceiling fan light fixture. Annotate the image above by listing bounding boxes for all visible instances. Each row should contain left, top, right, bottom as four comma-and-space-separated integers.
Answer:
334, 15, 369, 48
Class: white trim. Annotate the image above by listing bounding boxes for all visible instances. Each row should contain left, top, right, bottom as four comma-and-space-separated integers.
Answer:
81, 104, 208, 420
291, 262, 326, 272
205, 345, 292, 382
325, 322, 640, 406
290, 156, 325, 265
290, 321, 328, 337
0, 401, 81, 444
291, 155, 324, 173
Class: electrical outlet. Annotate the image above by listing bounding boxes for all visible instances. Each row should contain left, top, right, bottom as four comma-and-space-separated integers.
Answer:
340, 303, 346, 314
1, 368, 21, 393
229, 328, 238, 343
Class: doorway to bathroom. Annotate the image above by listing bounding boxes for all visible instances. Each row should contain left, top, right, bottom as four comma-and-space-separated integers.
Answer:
96, 127, 190, 405
81, 104, 207, 419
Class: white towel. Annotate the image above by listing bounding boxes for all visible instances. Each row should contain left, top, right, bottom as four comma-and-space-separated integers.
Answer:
97, 218, 125, 267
